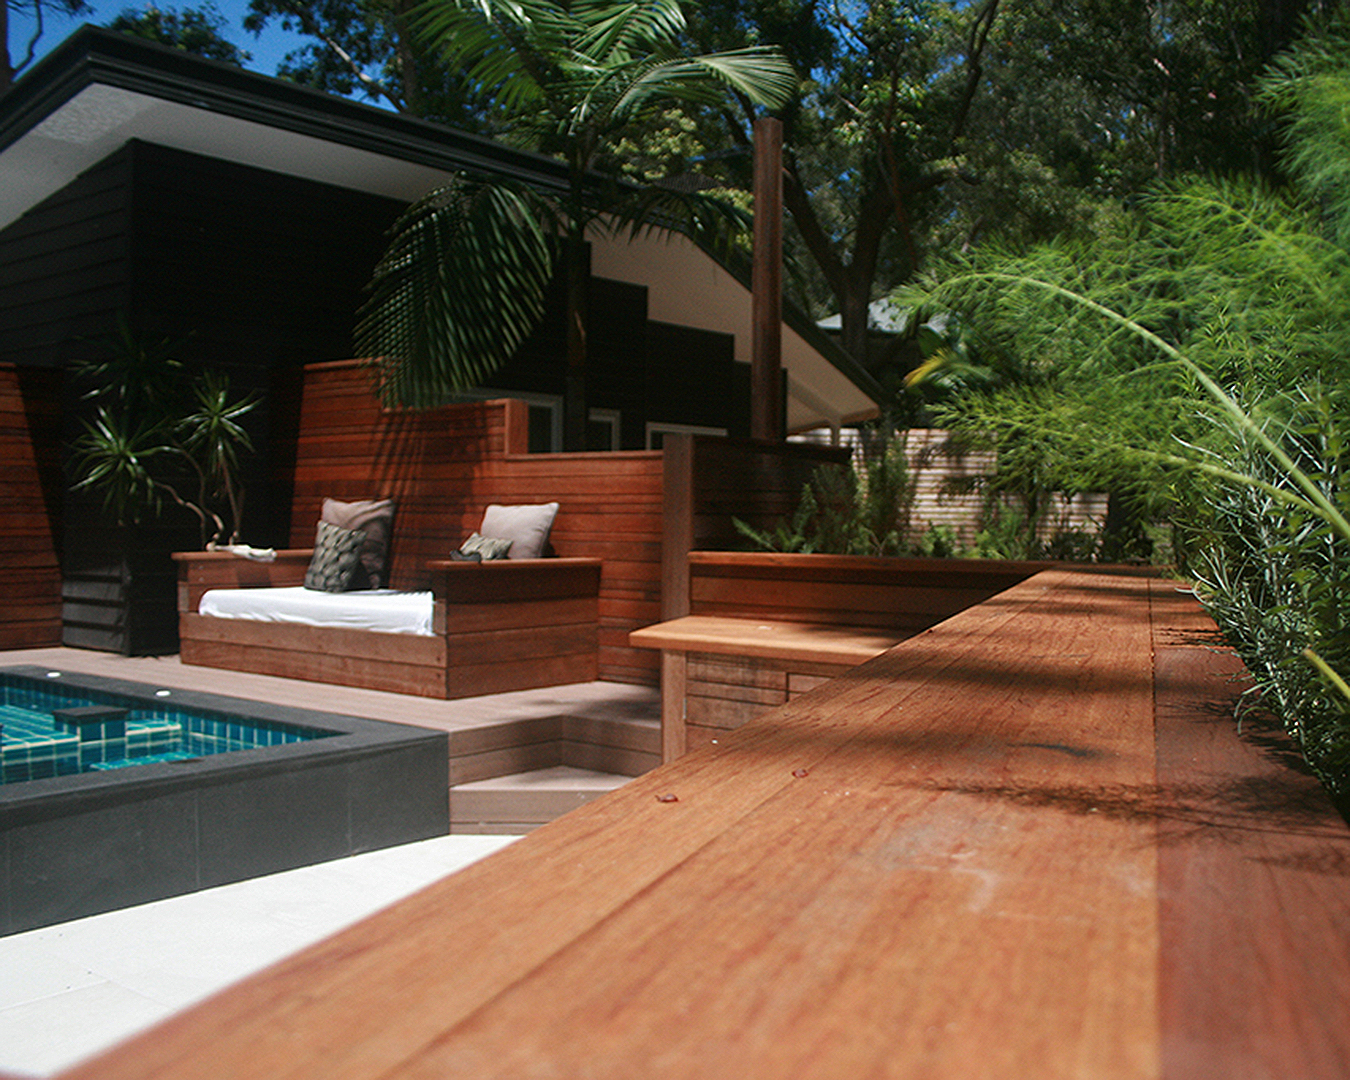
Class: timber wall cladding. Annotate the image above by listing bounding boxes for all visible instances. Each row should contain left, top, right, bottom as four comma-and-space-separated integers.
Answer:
287, 362, 851, 686
288, 361, 665, 685
0, 365, 63, 647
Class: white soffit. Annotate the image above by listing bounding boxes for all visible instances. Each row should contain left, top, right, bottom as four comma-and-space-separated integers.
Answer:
591, 227, 878, 431
0, 82, 456, 230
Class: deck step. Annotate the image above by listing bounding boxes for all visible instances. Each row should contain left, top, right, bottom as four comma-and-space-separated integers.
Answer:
450, 765, 633, 834
442, 683, 662, 786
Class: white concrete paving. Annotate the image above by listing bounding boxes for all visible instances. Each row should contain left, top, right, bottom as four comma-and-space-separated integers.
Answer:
0, 834, 518, 1078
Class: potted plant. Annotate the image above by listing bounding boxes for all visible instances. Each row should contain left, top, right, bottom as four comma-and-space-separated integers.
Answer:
63, 320, 260, 654
68, 320, 259, 549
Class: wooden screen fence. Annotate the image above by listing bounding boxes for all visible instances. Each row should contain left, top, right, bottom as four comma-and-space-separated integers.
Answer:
289, 360, 848, 685
0, 364, 62, 649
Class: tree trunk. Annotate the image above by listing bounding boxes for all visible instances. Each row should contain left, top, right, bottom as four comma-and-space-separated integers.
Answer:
563, 225, 590, 451
837, 283, 873, 372
0, 1, 15, 92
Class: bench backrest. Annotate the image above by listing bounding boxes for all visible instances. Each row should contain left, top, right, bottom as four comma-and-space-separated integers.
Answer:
686, 551, 1050, 632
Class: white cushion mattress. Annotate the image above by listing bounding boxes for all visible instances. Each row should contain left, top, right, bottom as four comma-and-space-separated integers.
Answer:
199, 587, 435, 636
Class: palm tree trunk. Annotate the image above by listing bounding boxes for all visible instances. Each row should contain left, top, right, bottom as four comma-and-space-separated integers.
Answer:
563, 221, 590, 451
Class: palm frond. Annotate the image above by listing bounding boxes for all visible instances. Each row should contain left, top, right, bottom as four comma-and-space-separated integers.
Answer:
570, 0, 685, 64
602, 186, 751, 260
411, 0, 574, 111
604, 49, 797, 123
356, 176, 555, 410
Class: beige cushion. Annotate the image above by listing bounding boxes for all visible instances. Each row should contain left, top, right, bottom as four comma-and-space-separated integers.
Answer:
479, 502, 559, 559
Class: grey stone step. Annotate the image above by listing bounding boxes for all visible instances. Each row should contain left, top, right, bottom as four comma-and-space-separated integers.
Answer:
449, 766, 634, 834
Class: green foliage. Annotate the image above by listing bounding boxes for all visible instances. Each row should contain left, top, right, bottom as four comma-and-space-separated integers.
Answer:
356, 0, 795, 436
897, 16, 1350, 807
356, 177, 555, 410
735, 434, 917, 557
671, 0, 1312, 392
244, 0, 485, 119
912, 522, 966, 559
68, 322, 259, 547
1185, 393, 1350, 807
108, 3, 252, 64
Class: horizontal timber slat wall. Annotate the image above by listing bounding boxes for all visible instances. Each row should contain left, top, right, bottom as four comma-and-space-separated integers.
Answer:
0, 365, 62, 648
288, 362, 848, 685
687, 551, 1048, 631
289, 361, 662, 684
661, 433, 850, 622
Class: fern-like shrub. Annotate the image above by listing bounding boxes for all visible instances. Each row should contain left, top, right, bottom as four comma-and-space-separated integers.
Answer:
735, 433, 917, 556
892, 16, 1350, 811
1186, 395, 1350, 809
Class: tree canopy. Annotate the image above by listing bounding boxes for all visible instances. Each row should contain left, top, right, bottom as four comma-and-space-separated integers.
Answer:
3, 0, 90, 90
244, 0, 499, 122
634, 0, 1340, 412
108, 3, 252, 64
353, 0, 796, 448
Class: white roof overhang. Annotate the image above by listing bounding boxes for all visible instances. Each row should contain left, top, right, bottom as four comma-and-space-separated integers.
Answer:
1, 27, 882, 430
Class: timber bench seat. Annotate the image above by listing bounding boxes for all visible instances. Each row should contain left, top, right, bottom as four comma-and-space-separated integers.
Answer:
629, 614, 907, 667
629, 614, 911, 761
175, 550, 602, 699
71, 565, 1350, 1080
633, 551, 1049, 761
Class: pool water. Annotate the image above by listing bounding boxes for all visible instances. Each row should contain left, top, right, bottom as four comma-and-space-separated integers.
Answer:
0, 672, 336, 785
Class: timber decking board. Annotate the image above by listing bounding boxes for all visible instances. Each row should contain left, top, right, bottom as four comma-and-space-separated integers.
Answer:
1149, 580, 1350, 1077
65, 566, 1350, 1079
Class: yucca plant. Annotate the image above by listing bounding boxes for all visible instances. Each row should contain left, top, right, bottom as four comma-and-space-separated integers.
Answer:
69, 323, 259, 548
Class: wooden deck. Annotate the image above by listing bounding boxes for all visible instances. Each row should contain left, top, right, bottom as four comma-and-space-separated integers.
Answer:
59, 566, 1350, 1079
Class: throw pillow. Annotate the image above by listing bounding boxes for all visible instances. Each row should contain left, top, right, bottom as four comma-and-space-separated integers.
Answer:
458, 532, 514, 561
304, 520, 367, 592
479, 502, 559, 560
321, 497, 395, 589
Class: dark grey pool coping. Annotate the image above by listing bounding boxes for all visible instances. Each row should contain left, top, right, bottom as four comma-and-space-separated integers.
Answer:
0, 665, 449, 936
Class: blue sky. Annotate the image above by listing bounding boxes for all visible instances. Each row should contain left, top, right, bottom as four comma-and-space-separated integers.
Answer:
10, 0, 313, 80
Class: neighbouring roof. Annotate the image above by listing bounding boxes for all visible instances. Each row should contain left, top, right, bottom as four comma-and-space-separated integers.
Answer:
0, 26, 883, 430
816, 298, 911, 335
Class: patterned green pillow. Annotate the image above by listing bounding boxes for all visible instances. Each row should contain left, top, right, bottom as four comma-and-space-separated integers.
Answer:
458, 532, 514, 561
304, 520, 368, 592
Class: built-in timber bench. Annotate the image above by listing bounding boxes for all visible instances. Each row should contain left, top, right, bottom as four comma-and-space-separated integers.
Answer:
631, 551, 1050, 761
70, 566, 1350, 1079
174, 550, 601, 699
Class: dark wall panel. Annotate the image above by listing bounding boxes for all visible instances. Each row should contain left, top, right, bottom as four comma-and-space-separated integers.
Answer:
646, 320, 743, 440
127, 140, 404, 373
0, 147, 134, 368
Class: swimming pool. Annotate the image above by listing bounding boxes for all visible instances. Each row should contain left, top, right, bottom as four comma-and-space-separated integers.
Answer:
0, 666, 449, 936
0, 669, 334, 783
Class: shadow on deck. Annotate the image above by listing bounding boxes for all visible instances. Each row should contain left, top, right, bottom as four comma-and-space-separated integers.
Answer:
48, 566, 1350, 1080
